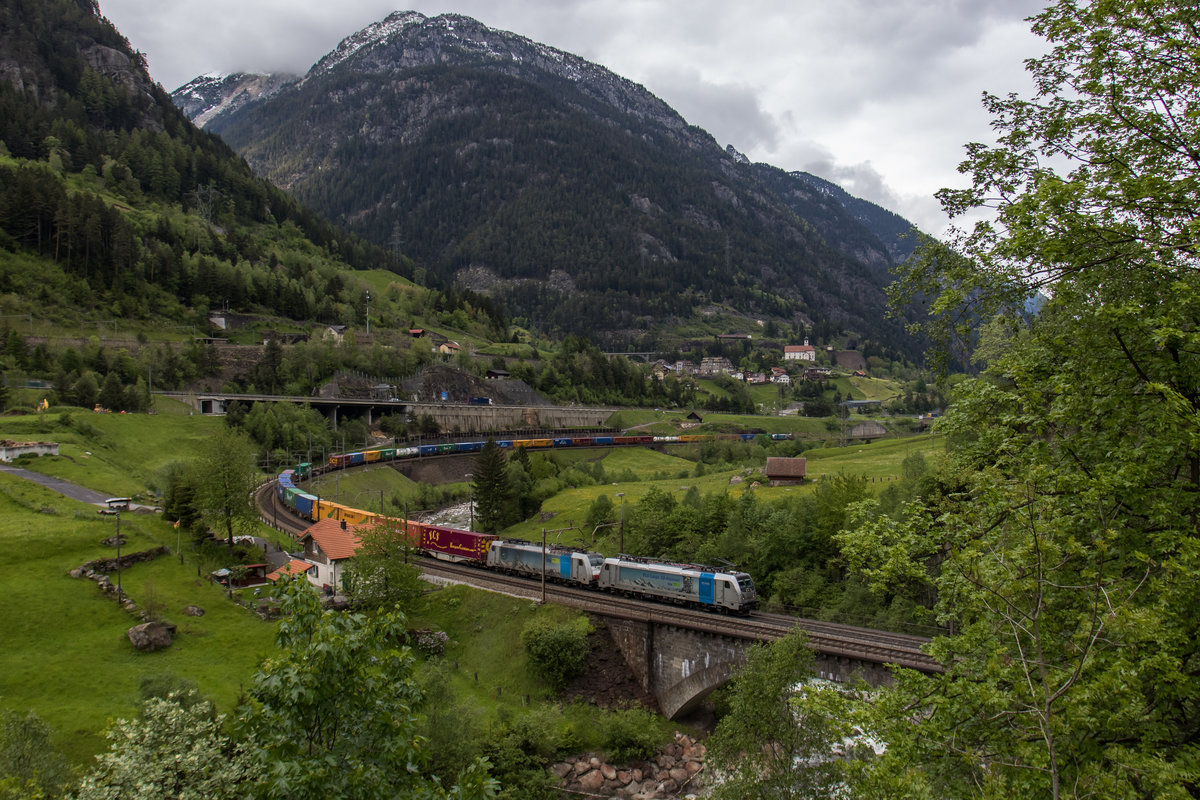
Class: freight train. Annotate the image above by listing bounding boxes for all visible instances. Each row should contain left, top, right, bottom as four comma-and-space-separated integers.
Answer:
322, 431, 792, 468
273, 432, 773, 613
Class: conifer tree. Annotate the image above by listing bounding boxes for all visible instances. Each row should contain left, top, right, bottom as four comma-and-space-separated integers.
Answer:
472, 439, 509, 533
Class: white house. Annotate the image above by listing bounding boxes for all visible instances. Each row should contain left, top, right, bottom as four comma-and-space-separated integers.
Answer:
297, 518, 365, 589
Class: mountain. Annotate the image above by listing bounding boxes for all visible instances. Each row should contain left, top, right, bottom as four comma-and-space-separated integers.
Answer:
174, 11, 923, 357
0, 0, 448, 336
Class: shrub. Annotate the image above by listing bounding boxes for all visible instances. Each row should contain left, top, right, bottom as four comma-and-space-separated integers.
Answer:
412, 629, 449, 657
520, 616, 591, 690
601, 707, 661, 763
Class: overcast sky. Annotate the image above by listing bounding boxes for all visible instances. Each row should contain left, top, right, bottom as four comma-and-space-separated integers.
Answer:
97, 0, 1049, 234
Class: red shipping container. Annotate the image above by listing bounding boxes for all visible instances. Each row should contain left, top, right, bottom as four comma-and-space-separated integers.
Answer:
420, 524, 495, 562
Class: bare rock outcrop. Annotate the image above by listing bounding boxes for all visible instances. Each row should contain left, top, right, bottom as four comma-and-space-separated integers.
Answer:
128, 621, 174, 652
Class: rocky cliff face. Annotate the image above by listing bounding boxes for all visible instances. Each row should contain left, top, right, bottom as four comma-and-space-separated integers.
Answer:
172, 72, 297, 128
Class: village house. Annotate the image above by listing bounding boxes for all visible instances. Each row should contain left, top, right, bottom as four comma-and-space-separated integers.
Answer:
297, 518, 365, 590
699, 356, 734, 376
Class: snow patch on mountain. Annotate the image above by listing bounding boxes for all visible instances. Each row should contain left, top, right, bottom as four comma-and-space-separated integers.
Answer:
172, 72, 296, 128
309, 10, 426, 77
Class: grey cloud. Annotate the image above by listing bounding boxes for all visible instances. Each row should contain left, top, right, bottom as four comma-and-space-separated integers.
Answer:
642, 67, 781, 153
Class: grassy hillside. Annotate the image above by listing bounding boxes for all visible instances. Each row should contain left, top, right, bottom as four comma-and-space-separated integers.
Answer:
0, 407, 225, 502
0, 471, 275, 762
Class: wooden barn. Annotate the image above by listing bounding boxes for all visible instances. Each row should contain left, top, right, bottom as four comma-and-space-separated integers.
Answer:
765, 457, 807, 487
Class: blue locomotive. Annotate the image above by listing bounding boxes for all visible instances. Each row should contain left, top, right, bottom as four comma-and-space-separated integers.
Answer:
598, 555, 757, 614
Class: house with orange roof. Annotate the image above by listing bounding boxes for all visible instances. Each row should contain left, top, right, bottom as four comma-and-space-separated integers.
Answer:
266, 558, 315, 583
297, 518, 366, 590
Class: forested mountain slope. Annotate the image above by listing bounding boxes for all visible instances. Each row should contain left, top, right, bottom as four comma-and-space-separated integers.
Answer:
0, 0, 448, 330
177, 11, 924, 357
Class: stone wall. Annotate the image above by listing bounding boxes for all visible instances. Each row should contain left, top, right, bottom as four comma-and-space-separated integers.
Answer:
607, 619, 748, 719
70, 546, 170, 617
408, 404, 612, 432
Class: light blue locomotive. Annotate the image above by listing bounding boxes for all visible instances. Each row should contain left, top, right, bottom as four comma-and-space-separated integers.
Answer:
486, 539, 604, 585
598, 556, 757, 614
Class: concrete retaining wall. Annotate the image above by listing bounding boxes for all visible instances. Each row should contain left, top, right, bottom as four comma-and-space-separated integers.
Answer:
0, 441, 58, 461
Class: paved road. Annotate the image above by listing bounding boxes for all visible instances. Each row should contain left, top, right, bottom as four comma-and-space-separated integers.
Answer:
0, 464, 163, 515
0, 464, 116, 505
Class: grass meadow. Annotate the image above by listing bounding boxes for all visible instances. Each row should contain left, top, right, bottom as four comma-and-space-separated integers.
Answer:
0, 471, 274, 763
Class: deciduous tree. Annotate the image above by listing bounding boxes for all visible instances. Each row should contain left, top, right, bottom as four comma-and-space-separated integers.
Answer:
342, 518, 426, 613
194, 427, 258, 555
237, 579, 497, 800
519, 616, 590, 691
707, 628, 852, 800
0, 709, 68, 800
72, 694, 248, 800
841, 2, 1200, 797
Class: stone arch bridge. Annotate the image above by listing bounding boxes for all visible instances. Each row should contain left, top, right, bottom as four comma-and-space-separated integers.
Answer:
600, 612, 936, 719
418, 562, 939, 720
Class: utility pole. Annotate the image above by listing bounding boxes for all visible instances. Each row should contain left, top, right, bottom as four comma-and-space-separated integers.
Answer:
616, 492, 625, 553
115, 511, 122, 603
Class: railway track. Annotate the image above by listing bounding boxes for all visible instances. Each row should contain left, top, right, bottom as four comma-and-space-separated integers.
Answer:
254, 481, 941, 674
420, 560, 940, 673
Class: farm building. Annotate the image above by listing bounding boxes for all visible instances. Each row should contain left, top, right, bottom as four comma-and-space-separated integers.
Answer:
765, 457, 807, 486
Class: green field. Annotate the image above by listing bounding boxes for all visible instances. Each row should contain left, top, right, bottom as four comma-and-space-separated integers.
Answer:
0, 408, 225, 502
499, 435, 943, 549
0, 471, 275, 763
